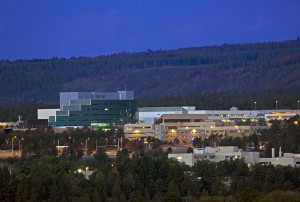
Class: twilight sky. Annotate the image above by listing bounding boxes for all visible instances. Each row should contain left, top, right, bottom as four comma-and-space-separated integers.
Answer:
0, 0, 300, 60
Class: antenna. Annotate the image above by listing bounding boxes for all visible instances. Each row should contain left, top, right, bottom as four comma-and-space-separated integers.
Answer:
17, 115, 22, 123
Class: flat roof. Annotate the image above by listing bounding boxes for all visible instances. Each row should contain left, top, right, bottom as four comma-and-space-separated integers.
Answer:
138, 106, 195, 112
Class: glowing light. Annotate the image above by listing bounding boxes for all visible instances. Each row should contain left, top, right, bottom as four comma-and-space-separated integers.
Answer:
0, 122, 8, 127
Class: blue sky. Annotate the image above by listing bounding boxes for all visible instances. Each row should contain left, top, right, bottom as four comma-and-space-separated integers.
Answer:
0, 0, 300, 60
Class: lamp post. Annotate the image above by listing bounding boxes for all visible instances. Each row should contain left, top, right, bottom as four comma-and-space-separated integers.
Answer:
11, 136, 22, 153
276, 100, 278, 111
14, 137, 20, 153
14, 137, 23, 154
20, 138, 24, 152
298, 100, 299, 110
254, 101, 257, 110
11, 136, 15, 152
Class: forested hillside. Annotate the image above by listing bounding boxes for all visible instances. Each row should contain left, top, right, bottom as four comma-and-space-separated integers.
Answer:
1, 39, 300, 105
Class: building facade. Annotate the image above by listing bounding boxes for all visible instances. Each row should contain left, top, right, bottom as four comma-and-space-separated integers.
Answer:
49, 91, 136, 128
137, 106, 196, 123
38, 109, 60, 120
168, 146, 260, 166
24, 119, 48, 129
124, 114, 258, 142
136, 106, 299, 123
169, 146, 300, 167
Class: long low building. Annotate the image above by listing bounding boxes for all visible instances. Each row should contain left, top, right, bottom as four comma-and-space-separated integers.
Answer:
168, 146, 260, 166
124, 114, 260, 142
137, 106, 300, 123
169, 146, 300, 167
259, 148, 300, 167
137, 106, 196, 124
264, 112, 297, 121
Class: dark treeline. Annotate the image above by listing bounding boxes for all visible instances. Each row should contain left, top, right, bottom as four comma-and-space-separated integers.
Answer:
0, 90, 299, 122
0, 115, 300, 201
138, 90, 300, 110
0, 39, 300, 104
0, 153, 300, 201
0, 103, 59, 122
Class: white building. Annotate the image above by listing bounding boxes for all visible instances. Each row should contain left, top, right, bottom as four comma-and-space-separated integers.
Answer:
169, 146, 300, 167
37, 109, 60, 119
169, 153, 194, 166
168, 146, 260, 166
259, 148, 300, 167
137, 106, 196, 124
189, 107, 258, 121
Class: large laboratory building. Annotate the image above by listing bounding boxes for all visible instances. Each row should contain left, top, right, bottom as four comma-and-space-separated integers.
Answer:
45, 91, 136, 128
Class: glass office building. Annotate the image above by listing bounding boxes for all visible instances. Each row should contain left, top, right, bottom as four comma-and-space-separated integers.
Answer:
49, 91, 136, 128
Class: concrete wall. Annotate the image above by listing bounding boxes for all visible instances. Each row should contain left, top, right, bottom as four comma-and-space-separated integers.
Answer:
118, 91, 134, 100
168, 153, 194, 166
60, 92, 78, 110
38, 109, 59, 119
259, 156, 300, 167
60, 91, 134, 110
241, 151, 260, 164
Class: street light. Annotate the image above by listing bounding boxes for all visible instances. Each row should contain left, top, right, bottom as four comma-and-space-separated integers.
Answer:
298, 100, 299, 110
11, 136, 22, 154
14, 137, 23, 154
11, 136, 16, 152
254, 101, 257, 110
276, 100, 278, 111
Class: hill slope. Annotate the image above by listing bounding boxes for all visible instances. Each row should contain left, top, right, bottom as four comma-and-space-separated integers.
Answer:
1, 40, 300, 104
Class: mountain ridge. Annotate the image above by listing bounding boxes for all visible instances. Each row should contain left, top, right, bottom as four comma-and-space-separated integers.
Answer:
0, 39, 300, 105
